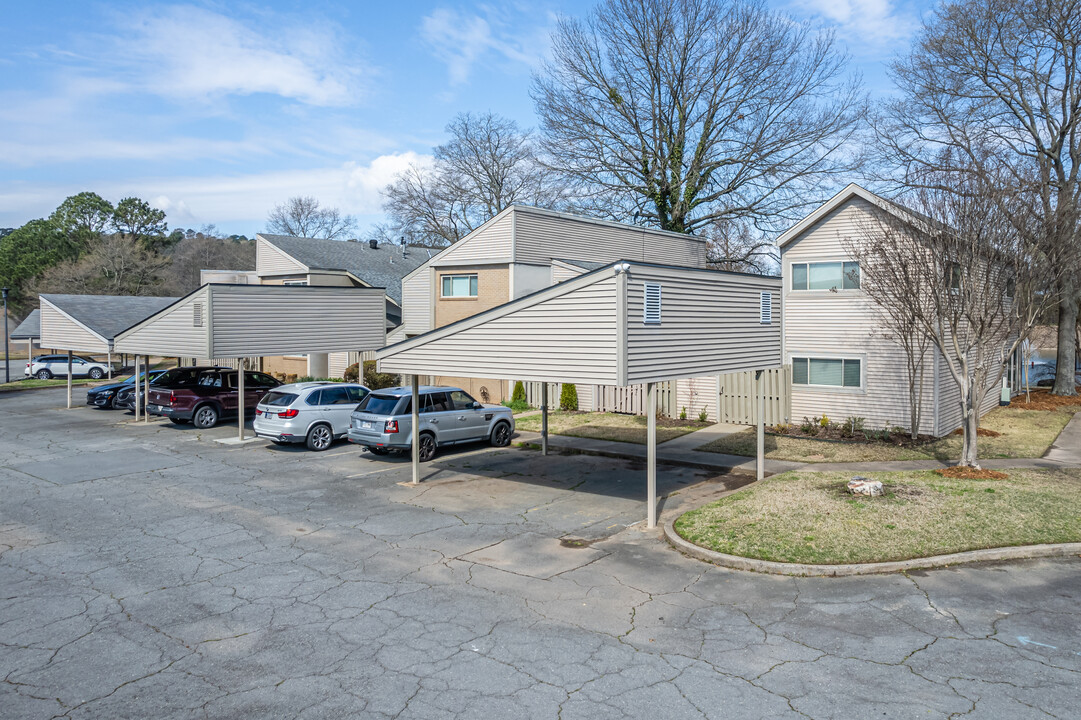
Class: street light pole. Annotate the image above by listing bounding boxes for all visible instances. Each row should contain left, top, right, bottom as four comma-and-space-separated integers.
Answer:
2, 287, 9, 385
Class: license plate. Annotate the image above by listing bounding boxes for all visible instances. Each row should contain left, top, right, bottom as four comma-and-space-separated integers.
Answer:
361, 421, 372, 429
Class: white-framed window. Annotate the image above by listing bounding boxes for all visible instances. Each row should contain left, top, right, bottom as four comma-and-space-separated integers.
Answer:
441, 274, 478, 298
791, 261, 860, 291
792, 356, 862, 388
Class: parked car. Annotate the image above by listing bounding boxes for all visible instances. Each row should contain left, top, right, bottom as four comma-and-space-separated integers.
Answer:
146, 369, 281, 428
254, 382, 371, 451
115, 366, 227, 412
86, 369, 167, 409
26, 354, 113, 380
346, 385, 514, 461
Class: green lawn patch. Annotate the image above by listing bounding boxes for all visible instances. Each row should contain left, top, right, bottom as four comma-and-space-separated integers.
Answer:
0, 377, 99, 392
515, 411, 710, 445
674, 468, 1081, 564
698, 405, 1078, 462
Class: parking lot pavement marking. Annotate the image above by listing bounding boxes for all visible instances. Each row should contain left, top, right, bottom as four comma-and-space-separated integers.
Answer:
348, 467, 407, 479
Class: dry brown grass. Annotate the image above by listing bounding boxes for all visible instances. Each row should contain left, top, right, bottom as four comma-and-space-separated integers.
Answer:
675, 468, 1081, 564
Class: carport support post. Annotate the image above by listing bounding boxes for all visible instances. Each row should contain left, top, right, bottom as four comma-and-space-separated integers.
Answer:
66, 350, 72, 409
411, 375, 420, 485
134, 356, 141, 421
237, 358, 246, 441
143, 356, 150, 423
541, 383, 549, 456
107, 352, 112, 380
756, 369, 764, 482
647, 381, 657, 530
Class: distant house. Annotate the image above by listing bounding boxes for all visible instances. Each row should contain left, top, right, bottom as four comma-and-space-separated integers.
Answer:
253, 234, 438, 377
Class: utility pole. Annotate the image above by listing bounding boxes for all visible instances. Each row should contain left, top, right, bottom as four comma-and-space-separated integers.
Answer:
2, 288, 9, 384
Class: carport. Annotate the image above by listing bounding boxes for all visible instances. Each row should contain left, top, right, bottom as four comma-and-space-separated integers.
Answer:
10, 308, 40, 365
113, 284, 387, 439
38, 294, 180, 408
376, 260, 782, 528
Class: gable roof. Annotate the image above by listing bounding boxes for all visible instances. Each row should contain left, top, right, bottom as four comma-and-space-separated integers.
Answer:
776, 183, 924, 249
39, 294, 179, 341
257, 234, 437, 305
10, 308, 40, 340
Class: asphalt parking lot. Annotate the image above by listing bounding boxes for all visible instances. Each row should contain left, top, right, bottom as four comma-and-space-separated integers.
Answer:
2, 388, 1080, 719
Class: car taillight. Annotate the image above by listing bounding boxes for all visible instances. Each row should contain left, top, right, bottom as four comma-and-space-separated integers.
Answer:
385, 420, 399, 433
169, 392, 176, 405
255, 409, 262, 416
278, 408, 299, 418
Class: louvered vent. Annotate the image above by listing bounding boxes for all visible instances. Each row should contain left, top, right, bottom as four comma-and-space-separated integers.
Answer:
643, 283, 662, 324
760, 292, 772, 324
193, 302, 204, 327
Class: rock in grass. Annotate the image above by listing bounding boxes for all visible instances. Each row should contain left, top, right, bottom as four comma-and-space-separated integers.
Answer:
847, 477, 884, 496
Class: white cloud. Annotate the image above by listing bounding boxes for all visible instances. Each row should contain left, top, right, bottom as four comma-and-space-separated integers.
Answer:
420, 7, 547, 86
792, 0, 919, 47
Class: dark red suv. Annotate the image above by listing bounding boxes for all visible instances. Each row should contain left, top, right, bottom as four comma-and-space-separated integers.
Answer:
146, 369, 281, 428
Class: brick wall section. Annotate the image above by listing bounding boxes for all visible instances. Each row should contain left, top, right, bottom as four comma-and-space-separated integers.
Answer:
434, 266, 509, 328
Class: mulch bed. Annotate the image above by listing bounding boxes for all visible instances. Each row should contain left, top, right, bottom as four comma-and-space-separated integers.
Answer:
1011, 388, 1081, 411
951, 427, 1002, 437
935, 466, 1009, 480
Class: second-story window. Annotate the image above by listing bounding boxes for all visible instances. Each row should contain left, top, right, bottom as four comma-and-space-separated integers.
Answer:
791, 261, 860, 291
441, 274, 478, 298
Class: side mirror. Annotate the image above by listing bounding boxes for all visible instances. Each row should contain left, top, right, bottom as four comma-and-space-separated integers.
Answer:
472, 401, 483, 410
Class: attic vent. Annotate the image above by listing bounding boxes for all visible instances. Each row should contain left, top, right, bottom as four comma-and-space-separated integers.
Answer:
193, 302, 204, 328
643, 283, 662, 324
760, 292, 772, 324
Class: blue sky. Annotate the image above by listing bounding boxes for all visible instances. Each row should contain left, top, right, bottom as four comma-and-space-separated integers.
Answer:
0, 0, 932, 237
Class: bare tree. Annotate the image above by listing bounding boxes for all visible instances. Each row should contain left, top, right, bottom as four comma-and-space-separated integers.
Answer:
383, 111, 565, 245
164, 232, 256, 295
703, 219, 776, 274
847, 176, 1055, 467
877, 0, 1081, 396
29, 235, 171, 298
266, 196, 356, 240
532, 0, 865, 235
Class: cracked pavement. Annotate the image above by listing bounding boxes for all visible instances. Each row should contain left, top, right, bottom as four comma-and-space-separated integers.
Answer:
2, 388, 1079, 719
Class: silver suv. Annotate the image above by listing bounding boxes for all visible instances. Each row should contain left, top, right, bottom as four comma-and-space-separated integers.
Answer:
347, 385, 515, 461
254, 382, 370, 451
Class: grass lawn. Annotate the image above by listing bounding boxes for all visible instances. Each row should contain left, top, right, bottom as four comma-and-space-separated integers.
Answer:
698, 404, 1079, 463
515, 411, 711, 445
674, 468, 1081, 564
0, 377, 101, 392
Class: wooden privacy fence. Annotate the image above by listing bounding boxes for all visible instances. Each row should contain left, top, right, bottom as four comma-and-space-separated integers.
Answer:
521, 381, 561, 407
592, 381, 676, 416
717, 365, 791, 426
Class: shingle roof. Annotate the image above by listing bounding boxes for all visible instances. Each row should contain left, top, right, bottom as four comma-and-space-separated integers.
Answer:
40, 294, 179, 340
258, 235, 439, 305
554, 258, 609, 271
10, 308, 40, 339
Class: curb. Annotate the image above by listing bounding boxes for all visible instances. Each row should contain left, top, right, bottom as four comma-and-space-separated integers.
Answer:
664, 518, 1081, 576
0, 381, 100, 394
515, 439, 760, 475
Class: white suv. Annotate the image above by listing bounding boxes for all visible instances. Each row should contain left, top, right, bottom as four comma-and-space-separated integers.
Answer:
26, 354, 113, 380
254, 382, 371, 451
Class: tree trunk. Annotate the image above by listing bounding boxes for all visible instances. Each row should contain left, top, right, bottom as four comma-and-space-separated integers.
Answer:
1052, 283, 1079, 396
959, 396, 981, 468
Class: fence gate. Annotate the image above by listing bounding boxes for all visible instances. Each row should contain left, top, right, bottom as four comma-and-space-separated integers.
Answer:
592, 382, 676, 416
717, 366, 791, 425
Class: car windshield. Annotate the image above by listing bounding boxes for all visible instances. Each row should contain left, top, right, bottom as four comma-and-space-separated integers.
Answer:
262, 391, 298, 407
356, 393, 401, 415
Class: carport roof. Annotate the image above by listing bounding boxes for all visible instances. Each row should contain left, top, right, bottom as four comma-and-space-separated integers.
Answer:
10, 309, 40, 340
41, 295, 180, 344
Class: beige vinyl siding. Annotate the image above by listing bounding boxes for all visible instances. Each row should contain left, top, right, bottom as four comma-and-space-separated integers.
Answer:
511, 263, 552, 299
429, 212, 514, 266
306, 272, 360, 287
676, 376, 720, 422
513, 209, 707, 267
113, 289, 211, 358
551, 262, 586, 284
328, 352, 351, 377
256, 236, 308, 276
39, 302, 109, 353
625, 267, 781, 383
379, 276, 621, 383
933, 347, 1008, 435
401, 268, 432, 333
783, 195, 939, 434
210, 286, 385, 357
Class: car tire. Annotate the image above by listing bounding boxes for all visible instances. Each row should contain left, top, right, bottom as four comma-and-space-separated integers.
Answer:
169, 417, 189, 425
89, 368, 104, 380
418, 432, 437, 462
490, 421, 512, 447
367, 447, 390, 456
36, 369, 52, 380
192, 404, 219, 429
306, 423, 333, 451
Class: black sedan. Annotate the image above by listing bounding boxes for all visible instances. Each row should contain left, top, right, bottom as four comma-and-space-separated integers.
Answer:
87, 370, 167, 409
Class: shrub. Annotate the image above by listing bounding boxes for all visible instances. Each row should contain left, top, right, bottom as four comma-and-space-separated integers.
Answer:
343, 363, 360, 382
560, 383, 578, 411
502, 398, 531, 413
800, 416, 819, 436
679, 406, 688, 420
512, 381, 527, 404
362, 360, 398, 389
697, 408, 708, 422
772, 423, 791, 434
818, 414, 830, 428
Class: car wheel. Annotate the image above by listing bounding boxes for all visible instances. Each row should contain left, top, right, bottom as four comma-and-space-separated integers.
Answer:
192, 405, 219, 429
306, 424, 333, 451
36, 369, 52, 380
418, 432, 437, 462
490, 422, 512, 447
169, 417, 189, 425
367, 447, 390, 456
89, 368, 104, 380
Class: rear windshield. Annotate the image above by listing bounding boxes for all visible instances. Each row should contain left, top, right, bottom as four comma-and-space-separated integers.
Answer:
153, 367, 204, 386
262, 391, 298, 407
356, 393, 401, 415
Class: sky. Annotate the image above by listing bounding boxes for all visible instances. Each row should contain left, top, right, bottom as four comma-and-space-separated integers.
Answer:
0, 0, 933, 237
